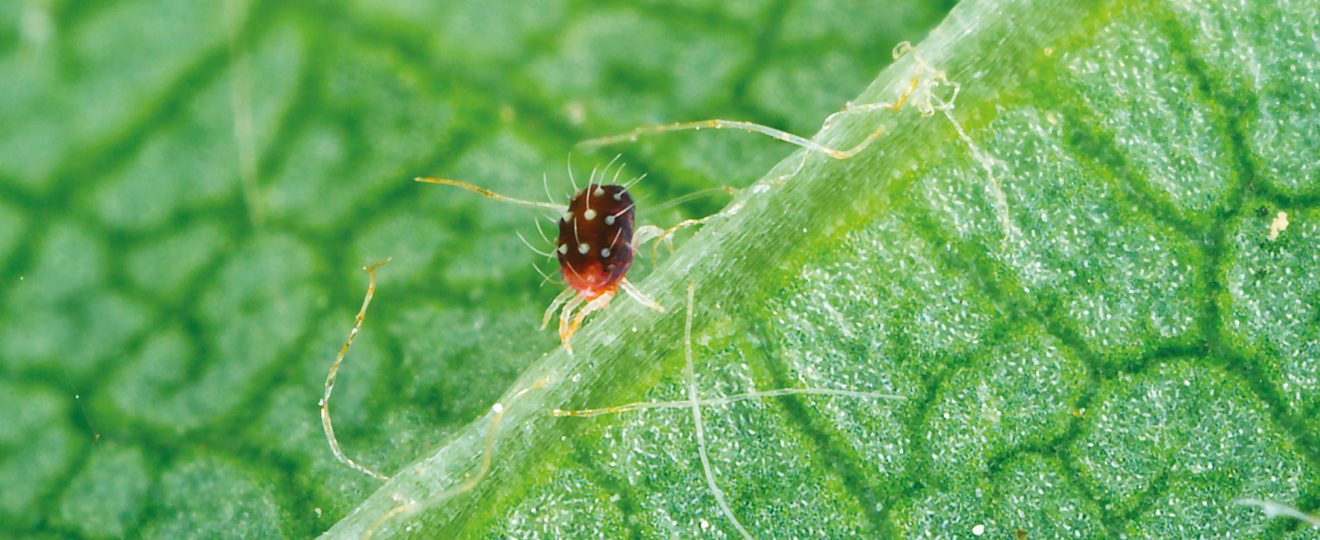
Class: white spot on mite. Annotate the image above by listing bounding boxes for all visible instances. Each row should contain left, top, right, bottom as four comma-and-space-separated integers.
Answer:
600, 248, 611, 257
557, 244, 568, 254
578, 243, 590, 254
594, 187, 605, 196
613, 192, 623, 201
563, 211, 573, 221
584, 209, 597, 220
604, 215, 616, 225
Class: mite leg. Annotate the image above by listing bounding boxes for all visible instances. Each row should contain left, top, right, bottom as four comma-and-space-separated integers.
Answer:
628, 186, 742, 259
321, 258, 393, 481
416, 177, 563, 212
563, 291, 615, 354
578, 72, 924, 162
558, 294, 586, 354
634, 212, 726, 259
680, 283, 753, 539
647, 185, 740, 214
579, 117, 888, 160
551, 387, 904, 417
542, 287, 578, 329
1234, 499, 1320, 528
619, 278, 665, 312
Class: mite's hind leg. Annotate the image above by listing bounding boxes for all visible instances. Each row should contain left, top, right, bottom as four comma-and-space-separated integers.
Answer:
619, 278, 665, 312
557, 294, 586, 354
321, 258, 393, 482
542, 287, 578, 330
562, 291, 614, 354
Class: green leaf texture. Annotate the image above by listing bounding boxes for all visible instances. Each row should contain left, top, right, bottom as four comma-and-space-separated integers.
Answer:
2, 0, 1318, 538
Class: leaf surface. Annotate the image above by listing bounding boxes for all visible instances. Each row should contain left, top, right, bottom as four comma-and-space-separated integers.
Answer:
1, 0, 1318, 538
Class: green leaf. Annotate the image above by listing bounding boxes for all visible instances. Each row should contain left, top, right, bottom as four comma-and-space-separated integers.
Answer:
2, 0, 1318, 538
318, 0, 1320, 537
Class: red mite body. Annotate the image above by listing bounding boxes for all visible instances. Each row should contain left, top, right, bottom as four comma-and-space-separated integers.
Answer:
557, 183, 635, 300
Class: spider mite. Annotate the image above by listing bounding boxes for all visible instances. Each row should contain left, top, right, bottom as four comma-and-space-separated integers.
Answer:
417, 159, 666, 354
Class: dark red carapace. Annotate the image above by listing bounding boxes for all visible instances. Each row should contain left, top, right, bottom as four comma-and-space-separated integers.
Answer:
415, 171, 661, 353
557, 183, 635, 300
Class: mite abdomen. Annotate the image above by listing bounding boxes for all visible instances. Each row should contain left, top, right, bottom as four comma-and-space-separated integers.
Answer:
557, 183, 634, 299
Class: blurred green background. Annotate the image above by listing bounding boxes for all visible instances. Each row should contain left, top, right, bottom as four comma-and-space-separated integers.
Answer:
0, 0, 954, 536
